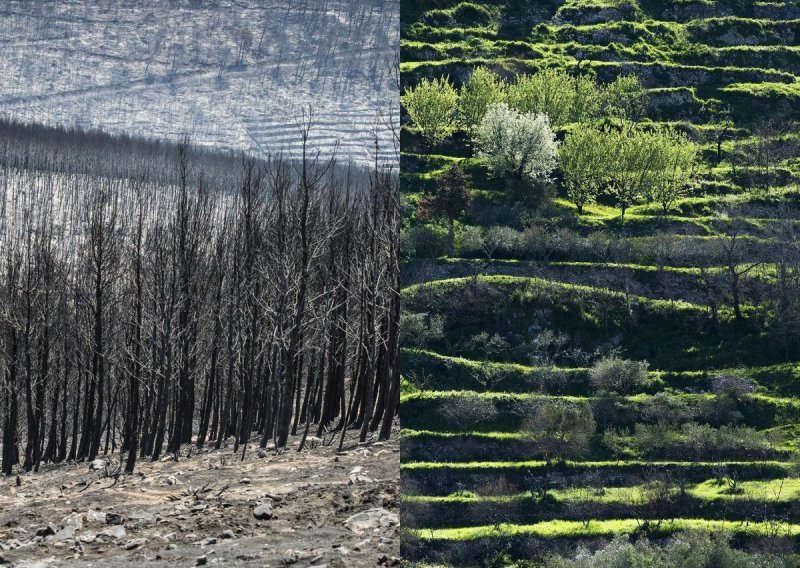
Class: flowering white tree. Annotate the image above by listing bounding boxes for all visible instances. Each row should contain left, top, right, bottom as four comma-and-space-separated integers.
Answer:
473, 103, 558, 183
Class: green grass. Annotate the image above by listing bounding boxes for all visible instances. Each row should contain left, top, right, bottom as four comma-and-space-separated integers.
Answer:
408, 518, 800, 540
402, 459, 796, 471
404, 477, 800, 504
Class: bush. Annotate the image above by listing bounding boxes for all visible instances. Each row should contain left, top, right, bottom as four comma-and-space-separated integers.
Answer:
438, 396, 499, 431
710, 374, 757, 399
520, 400, 596, 460
403, 224, 447, 258
629, 422, 776, 460
589, 356, 649, 395
455, 224, 484, 257
547, 532, 797, 568
400, 312, 444, 348
481, 225, 521, 259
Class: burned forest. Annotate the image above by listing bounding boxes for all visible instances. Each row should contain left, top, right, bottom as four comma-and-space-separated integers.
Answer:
0, 119, 400, 477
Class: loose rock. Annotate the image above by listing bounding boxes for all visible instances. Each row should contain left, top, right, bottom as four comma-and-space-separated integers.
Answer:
253, 503, 273, 520
344, 508, 398, 534
123, 538, 147, 550
283, 548, 300, 564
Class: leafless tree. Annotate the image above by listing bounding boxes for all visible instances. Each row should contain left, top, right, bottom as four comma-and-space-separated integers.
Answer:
0, 118, 399, 475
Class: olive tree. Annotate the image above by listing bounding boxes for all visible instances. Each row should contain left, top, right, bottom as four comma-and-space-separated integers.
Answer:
589, 356, 649, 395
520, 400, 596, 461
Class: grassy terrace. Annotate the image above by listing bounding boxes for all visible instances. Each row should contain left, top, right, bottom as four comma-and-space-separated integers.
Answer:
402, 461, 797, 496
405, 477, 800, 504
400, 0, 800, 564
401, 348, 800, 395
403, 274, 784, 370
407, 519, 800, 540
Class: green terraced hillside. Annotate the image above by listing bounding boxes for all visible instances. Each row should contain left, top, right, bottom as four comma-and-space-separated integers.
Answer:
400, 0, 800, 566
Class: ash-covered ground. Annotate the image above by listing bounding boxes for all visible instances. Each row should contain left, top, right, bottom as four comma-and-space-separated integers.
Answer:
0, 430, 400, 567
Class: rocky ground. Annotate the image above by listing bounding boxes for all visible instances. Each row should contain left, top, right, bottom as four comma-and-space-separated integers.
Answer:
0, 428, 400, 567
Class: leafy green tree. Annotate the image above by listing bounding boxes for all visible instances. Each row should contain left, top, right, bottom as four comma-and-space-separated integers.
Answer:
401, 76, 458, 146
603, 74, 649, 122
648, 127, 698, 215
417, 163, 471, 257
473, 103, 558, 183
605, 125, 660, 222
571, 74, 603, 123
559, 126, 608, 214
507, 68, 576, 128
458, 66, 506, 131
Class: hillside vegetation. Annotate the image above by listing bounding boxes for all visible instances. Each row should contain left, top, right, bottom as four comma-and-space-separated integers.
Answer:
399, 0, 800, 565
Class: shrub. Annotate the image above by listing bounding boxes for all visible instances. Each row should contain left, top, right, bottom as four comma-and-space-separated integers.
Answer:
455, 224, 484, 257
709, 374, 757, 399
589, 356, 650, 395
481, 225, 521, 260
520, 400, 596, 460
400, 312, 445, 348
403, 224, 447, 259
438, 395, 499, 431
465, 331, 512, 361
640, 392, 694, 426
547, 532, 797, 567
631, 422, 774, 460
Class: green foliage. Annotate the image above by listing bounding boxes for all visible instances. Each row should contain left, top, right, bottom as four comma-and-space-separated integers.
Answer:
604, 124, 664, 220
458, 66, 507, 130
607, 421, 780, 460
590, 356, 650, 395
559, 126, 608, 214
399, 1, 800, 564
410, 519, 800, 541
602, 74, 649, 122
547, 532, 799, 568
402, 76, 459, 145
507, 68, 602, 127
401, 312, 445, 349
647, 127, 699, 214
520, 399, 596, 460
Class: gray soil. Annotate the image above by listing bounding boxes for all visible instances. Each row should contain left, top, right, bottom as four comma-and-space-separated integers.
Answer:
0, 429, 400, 567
